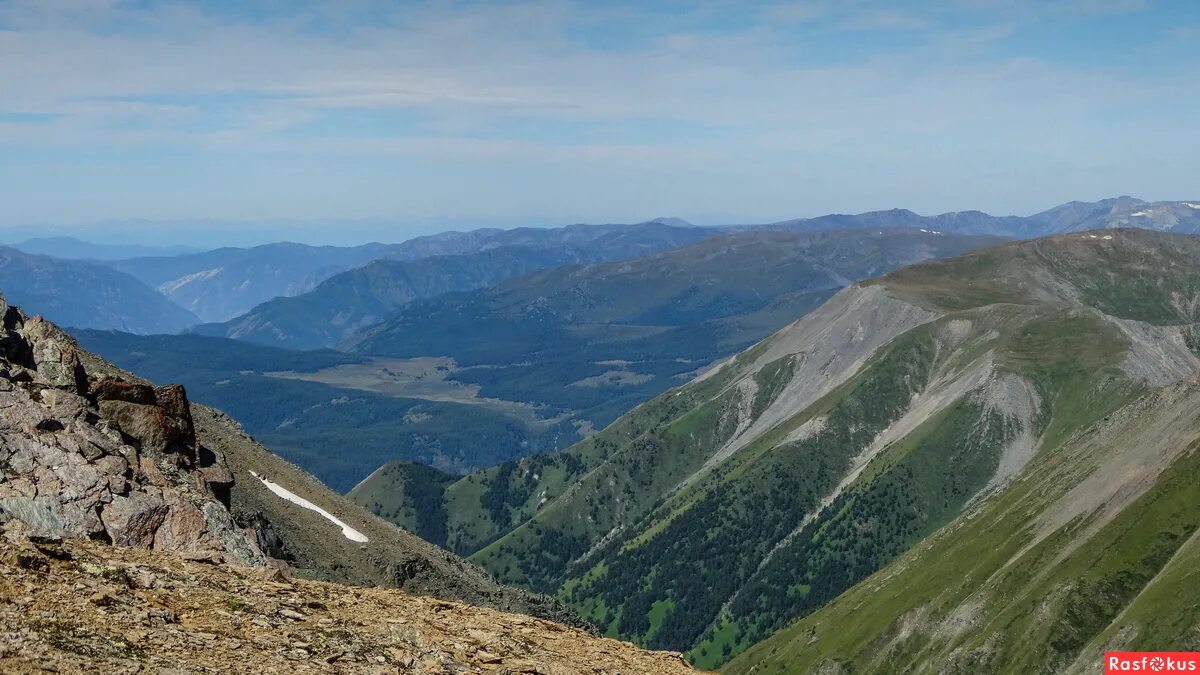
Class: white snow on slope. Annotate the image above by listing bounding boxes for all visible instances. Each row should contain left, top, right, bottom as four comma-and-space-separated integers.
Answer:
249, 471, 369, 543
1130, 210, 1153, 217
158, 268, 222, 294
1184, 203, 1200, 209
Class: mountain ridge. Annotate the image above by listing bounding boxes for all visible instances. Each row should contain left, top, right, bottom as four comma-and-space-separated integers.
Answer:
0, 246, 200, 334
172, 196, 1198, 346
192, 218, 718, 350
351, 229, 1200, 669
765, 197, 1200, 237
108, 220, 718, 323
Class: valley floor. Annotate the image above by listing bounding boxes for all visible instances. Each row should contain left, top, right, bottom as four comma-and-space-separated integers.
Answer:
265, 356, 558, 427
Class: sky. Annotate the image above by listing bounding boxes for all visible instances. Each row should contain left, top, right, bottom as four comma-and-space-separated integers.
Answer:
1, 0, 1198, 246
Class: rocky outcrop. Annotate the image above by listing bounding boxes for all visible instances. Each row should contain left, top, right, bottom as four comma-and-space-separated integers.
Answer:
1, 294, 586, 630
0, 294, 264, 565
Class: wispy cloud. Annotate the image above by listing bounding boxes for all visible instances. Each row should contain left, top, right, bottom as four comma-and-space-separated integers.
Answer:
0, 0, 1196, 228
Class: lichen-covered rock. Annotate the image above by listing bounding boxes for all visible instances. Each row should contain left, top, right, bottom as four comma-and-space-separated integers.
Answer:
0, 298, 265, 566
92, 377, 197, 461
19, 314, 88, 393
89, 376, 156, 404
96, 399, 178, 453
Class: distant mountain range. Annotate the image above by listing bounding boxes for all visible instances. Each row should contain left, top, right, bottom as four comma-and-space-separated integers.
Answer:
351, 228, 1200, 670
7, 236, 202, 260
4, 197, 1195, 334
184, 197, 1200, 346
191, 221, 716, 348
8, 205, 1200, 674
0, 246, 200, 333
105, 242, 403, 323
764, 196, 1200, 237
102, 218, 715, 323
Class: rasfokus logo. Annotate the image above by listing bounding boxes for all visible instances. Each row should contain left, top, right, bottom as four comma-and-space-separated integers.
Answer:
1106, 653, 1200, 673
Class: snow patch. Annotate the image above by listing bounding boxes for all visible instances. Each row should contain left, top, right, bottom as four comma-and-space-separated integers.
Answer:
1130, 210, 1153, 217
1184, 203, 1200, 209
250, 471, 369, 543
918, 228, 943, 235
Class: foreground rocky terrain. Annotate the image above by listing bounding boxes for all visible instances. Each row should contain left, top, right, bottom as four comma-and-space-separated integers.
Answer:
0, 290, 572, 622
0, 528, 701, 674
0, 292, 706, 671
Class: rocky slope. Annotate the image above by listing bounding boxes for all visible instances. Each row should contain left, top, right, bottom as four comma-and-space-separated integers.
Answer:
726, 380, 1200, 674
0, 294, 709, 671
0, 529, 703, 674
186, 402, 572, 621
0, 246, 199, 334
364, 229, 1200, 670
0, 293, 575, 626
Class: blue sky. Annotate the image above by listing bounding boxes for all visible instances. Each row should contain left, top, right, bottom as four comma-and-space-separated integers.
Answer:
0, 0, 1198, 245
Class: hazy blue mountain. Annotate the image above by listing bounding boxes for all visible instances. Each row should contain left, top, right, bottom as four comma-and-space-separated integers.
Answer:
106, 242, 400, 323
197, 221, 717, 350
0, 246, 199, 333
766, 197, 1200, 237
7, 236, 202, 260
1030, 196, 1200, 233
75, 229, 1000, 491
386, 218, 711, 259
106, 219, 715, 323
194, 246, 619, 349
